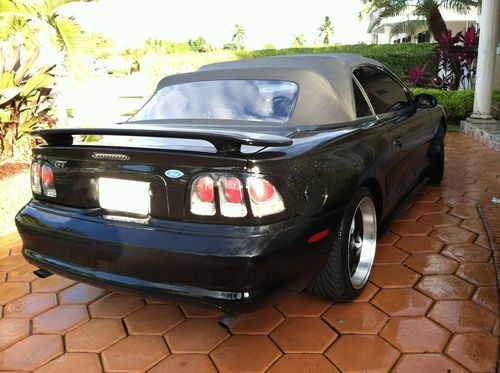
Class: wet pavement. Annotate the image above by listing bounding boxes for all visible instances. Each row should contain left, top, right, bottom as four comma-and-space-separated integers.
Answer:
0, 132, 498, 372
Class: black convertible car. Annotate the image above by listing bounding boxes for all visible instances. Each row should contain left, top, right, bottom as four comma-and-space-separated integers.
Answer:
16, 54, 445, 323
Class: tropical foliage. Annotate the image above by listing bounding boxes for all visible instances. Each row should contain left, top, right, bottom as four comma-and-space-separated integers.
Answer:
0, 0, 94, 76
0, 46, 56, 161
433, 25, 479, 89
231, 24, 246, 50
187, 37, 212, 53
81, 32, 114, 59
405, 63, 432, 88
405, 26, 479, 90
362, 0, 479, 44
237, 43, 437, 80
130, 37, 213, 56
412, 88, 500, 122
262, 43, 275, 50
389, 19, 427, 39
292, 34, 306, 48
222, 43, 238, 51
316, 16, 334, 46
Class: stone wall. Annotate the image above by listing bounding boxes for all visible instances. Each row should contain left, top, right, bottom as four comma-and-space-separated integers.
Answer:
461, 120, 500, 151
0, 163, 31, 236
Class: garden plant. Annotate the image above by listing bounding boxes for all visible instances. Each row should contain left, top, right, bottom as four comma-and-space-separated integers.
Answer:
0, 46, 56, 161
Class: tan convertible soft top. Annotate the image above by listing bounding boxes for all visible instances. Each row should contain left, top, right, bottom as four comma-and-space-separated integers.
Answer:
154, 54, 385, 126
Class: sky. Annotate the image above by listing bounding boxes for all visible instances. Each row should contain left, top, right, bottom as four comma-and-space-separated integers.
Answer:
62, 0, 373, 50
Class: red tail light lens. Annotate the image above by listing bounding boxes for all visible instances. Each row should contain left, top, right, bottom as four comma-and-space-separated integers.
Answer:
41, 163, 57, 197
191, 176, 216, 216
196, 176, 214, 203
223, 177, 244, 203
247, 177, 285, 217
31, 162, 42, 194
249, 178, 275, 202
190, 174, 285, 218
219, 176, 247, 217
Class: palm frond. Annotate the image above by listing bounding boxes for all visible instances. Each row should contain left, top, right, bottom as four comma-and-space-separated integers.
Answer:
14, 46, 39, 85
390, 19, 428, 37
0, 0, 35, 18
44, 0, 95, 16
0, 48, 5, 76
364, 0, 412, 32
367, 15, 385, 32
439, 0, 479, 14
49, 13, 84, 75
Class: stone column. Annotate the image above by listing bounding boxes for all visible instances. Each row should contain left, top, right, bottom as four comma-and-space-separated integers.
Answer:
470, 0, 500, 121
380, 25, 393, 44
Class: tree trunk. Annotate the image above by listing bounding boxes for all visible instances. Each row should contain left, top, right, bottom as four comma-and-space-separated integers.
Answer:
426, 3, 449, 44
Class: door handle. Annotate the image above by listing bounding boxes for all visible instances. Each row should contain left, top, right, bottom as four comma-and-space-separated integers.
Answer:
392, 137, 403, 148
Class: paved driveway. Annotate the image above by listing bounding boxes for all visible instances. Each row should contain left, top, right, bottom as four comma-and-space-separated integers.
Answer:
0, 133, 498, 372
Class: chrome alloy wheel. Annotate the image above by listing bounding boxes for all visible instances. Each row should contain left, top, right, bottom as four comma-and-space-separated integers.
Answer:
347, 196, 377, 289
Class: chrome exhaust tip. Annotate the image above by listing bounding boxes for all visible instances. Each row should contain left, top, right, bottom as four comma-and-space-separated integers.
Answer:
217, 313, 241, 331
33, 268, 53, 278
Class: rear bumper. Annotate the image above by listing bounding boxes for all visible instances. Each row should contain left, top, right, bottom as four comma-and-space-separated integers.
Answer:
17, 201, 344, 313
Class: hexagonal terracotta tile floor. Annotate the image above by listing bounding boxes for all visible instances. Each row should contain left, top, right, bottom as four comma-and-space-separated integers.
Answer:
0, 133, 498, 372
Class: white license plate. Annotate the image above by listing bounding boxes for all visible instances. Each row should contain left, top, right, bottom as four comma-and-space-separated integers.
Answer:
98, 178, 150, 216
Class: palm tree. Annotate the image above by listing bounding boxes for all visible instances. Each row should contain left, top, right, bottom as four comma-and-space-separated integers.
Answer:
362, 0, 479, 44
317, 16, 334, 46
231, 24, 246, 50
389, 19, 428, 39
0, 0, 94, 76
292, 34, 306, 47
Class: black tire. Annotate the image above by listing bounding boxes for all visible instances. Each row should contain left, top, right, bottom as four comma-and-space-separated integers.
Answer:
428, 126, 445, 185
307, 187, 377, 300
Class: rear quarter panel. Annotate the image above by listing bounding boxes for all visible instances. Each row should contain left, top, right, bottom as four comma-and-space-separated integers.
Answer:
248, 122, 392, 221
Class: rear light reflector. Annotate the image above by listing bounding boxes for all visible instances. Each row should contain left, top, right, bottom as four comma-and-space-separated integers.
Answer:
189, 174, 286, 218
31, 162, 42, 194
219, 176, 247, 217
41, 163, 57, 197
249, 178, 275, 202
247, 177, 285, 217
307, 229, 331, 244
191, 176, 215, 216
223, 177, 244, 203
196, 175, 215, 203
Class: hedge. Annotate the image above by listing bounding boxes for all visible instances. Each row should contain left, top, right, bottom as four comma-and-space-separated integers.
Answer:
411, 88, 500, 123
236, 43, 437, 80
235, 45, 500, 123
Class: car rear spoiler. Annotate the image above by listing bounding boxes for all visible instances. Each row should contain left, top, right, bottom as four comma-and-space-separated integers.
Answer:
33, 127, 293, 152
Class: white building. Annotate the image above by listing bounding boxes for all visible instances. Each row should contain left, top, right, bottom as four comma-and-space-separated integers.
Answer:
369, 5, 500, 92
368, 7, 479, 44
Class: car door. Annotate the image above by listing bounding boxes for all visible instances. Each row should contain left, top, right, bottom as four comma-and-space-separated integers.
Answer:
353, 66, 431, 210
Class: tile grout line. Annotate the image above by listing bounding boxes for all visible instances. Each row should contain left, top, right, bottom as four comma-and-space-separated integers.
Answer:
478, 206, 500, 290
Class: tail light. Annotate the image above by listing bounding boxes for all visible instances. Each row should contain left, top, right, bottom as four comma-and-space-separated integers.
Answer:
190, 174, 284, 219
31, 162, 42, 194
218, 176, 247, 217
247, 177, 285, 217
41, 163, 57, 197
190, 176, 215, 216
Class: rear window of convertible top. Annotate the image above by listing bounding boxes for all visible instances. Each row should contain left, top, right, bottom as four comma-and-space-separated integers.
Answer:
131, 80, 299, 123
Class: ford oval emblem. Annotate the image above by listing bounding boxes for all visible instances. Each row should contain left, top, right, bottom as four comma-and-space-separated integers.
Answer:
165, 169, 184, 179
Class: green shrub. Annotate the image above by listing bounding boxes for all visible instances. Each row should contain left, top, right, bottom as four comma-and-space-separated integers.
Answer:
111, 69, 129, 76
493, 90, 500, 105
223, 43, 238, 51
411, 88, 500, 123
236, 43, 437, 80
0, 47, 56, 161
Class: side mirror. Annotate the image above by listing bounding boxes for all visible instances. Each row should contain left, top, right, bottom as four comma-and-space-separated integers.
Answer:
414, 93, 437, 109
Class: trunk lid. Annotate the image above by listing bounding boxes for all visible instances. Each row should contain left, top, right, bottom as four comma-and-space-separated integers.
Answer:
32, 124, 295, 222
